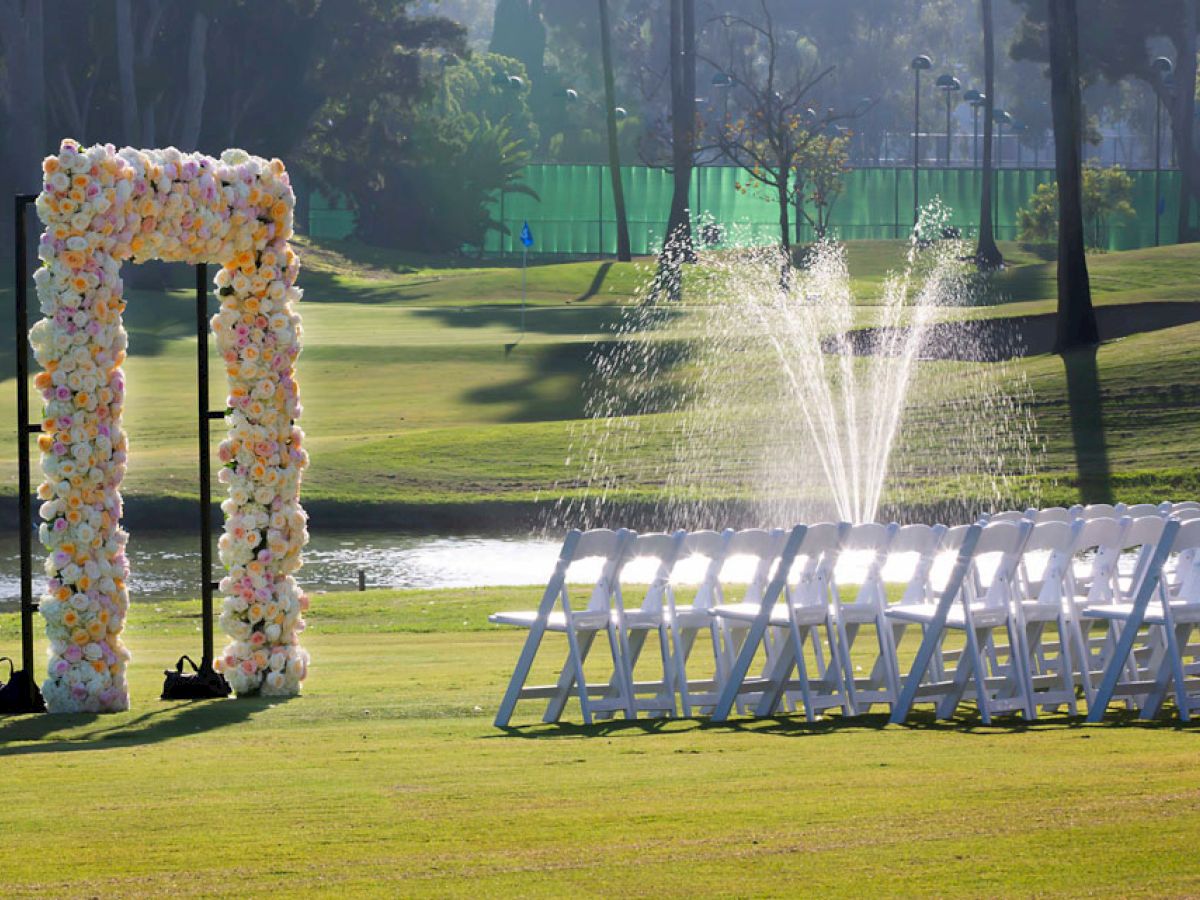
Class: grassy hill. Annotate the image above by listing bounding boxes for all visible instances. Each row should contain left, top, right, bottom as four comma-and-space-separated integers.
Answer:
1, 590, 1197, 896
2, 236, 1199, 529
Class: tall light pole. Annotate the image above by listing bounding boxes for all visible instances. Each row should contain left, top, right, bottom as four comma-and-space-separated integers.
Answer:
992, 108, 1011, 235
911, 54, 932, 224
1152, 56, 1173, 247
936, 74, 961, 165
964, 89, 985, 168
711, 71, 733, 123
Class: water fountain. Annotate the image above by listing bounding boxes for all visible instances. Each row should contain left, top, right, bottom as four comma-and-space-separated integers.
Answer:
553, 202, 1042, 529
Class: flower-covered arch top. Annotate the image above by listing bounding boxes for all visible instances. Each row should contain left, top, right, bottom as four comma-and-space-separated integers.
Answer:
32, 139, 309, 713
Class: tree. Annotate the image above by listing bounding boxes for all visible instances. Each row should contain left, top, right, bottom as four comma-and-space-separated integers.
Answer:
598, 0, 632, 260
703, 1, 839, 252
1017, 165, 1136, 248
975, 0, 1003, 268
1049, 0, 1098, 352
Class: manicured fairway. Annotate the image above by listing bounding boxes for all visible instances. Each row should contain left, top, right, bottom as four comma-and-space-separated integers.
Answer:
0, 589, 1197, 897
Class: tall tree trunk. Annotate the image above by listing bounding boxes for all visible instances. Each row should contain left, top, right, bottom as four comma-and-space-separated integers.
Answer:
1172, 1, 1198, 243
115, 0, 139, 143
778, 172, 791, 252
663, 0, 696, 261
599, 0, 632, 261
1049, 0, 1098, 352
975, 0, 1003, 268
0, 0, 46, 193
178, 10, 209, 150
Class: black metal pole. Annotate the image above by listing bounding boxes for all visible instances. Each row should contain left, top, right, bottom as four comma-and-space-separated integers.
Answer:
973, 107, 980, 168
913, 69, 921, 224
1155, 94, 1162, 247
15, 194, 43, 711
196, 262, 215, 671
945, 90, 952, 165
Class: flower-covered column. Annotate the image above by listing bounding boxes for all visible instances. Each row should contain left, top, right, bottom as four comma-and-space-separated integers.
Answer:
211, 169, 310, 696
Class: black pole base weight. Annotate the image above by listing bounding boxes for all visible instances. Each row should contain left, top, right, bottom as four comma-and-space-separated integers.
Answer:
0, 668, 46, 714
161, 655, 232, 701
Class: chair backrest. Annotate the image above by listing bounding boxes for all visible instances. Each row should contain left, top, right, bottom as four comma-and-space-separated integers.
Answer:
969, 520, 1033, 607
1070, 516, 1127, 605
788, 522, 849, 607
680, 528, 733, 610
1021, 519, 1082, 604
618, 530, 688, 614
880, 523, 947, 606
1167, 518, 1200, 601
1172, 508, 1200, 522
987, 510, 1028, 524
1123, 503, 1162, 519
1119, 515, 1168, 601
1079, 503, 1122, 520
1170, 500, 1200, 513
559, 528, 636, 612
1034, 506, 1074, 524
720, 527, 786, 607
834, 522, 897, 606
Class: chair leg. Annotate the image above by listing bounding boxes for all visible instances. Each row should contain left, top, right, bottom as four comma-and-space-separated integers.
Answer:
1006, 617, 1036, 720
657, 625, 678, 717
542, 629, 597, 723
494, 618, 549, 728
753, 623, 798, 718
835, 618, 860, 716
671, 622, 693, 718
608, 622, 638, 720
1141, 623, 1193, 721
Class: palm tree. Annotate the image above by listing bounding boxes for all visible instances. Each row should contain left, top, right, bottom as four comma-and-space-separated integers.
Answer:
598, 0, 632, 261
1049, 0, 1098, 351
975, 0, 1003, 268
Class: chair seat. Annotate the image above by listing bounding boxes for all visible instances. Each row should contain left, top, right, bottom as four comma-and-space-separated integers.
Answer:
886, 602, 1011, 629
711, 602, 828, 627
838, 603, 884, 624
1083, 600, 1200, 625
488, 609, 610, 631
668, 605, 718, 627
1018, 599, 1065, 622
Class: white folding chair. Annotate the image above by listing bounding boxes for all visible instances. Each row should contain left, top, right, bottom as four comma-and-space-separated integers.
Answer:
888, 521, 1035, 723
731, 523, 853, 720
606, 530, 690, 719
829, 522, 900, 714
704, 528, 788, 715
491, 528, 635, 726
1061, 515, 1127, 706
1012, 519, 1081, 716
1087, 517, 1200, 721
662, 528, 733, 717
1169, 501, 1200, 514
1074, 515, 1166, 711
709, 525, 807, 721
888, 523, 983, 723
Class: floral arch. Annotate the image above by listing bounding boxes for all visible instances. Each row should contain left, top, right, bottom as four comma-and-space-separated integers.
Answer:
31, 139, 309, 713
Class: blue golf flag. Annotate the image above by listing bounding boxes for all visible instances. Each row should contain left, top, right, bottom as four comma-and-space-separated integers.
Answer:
520, 220, 534, 248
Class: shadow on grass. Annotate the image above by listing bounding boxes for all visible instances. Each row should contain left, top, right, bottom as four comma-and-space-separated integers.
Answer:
0, 695, 290, 756
491, 707, 1199, 738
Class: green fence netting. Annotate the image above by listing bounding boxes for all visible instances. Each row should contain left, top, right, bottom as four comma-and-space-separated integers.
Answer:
309, 166, 1187, 254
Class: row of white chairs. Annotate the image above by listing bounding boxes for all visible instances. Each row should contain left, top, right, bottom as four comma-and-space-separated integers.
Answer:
491, 507, 1200, 727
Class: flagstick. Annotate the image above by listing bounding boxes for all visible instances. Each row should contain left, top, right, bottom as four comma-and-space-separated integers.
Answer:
521, 244, 527, 338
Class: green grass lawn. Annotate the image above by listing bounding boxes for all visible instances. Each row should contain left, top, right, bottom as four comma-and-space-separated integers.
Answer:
2, 235, 1200, 524
1, 589, 1197, 897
